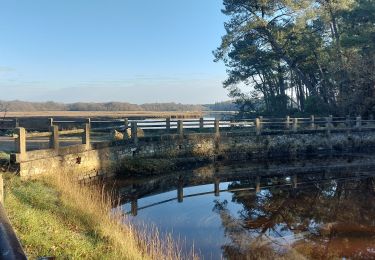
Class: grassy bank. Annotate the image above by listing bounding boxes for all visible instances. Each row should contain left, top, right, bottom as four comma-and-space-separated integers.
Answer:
3, 172, 194, 259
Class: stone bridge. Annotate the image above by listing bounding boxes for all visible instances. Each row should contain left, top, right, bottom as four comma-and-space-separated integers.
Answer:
7, 115, 375, 180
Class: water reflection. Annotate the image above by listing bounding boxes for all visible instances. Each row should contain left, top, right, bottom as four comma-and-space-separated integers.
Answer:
114, 158, 375, 259
215, 176, 375, 259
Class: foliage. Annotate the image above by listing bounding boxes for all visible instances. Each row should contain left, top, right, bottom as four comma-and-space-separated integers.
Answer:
204, 101, 239, 111
215, 0, 375, 117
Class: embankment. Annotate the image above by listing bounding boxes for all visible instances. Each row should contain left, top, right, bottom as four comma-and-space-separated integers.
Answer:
2, 172, 194, 259
14, 130, 375, 178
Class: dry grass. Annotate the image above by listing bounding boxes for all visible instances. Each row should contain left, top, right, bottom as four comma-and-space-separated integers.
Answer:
4, 172, 198, 259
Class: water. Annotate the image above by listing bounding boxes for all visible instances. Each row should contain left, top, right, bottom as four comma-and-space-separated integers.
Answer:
113, 157, 375, 259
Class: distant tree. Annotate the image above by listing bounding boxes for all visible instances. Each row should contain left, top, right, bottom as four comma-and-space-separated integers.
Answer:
204, 101, 238, 111
0, 100, 206, 112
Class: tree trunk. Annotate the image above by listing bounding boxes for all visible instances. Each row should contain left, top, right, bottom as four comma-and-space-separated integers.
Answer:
261, 27, 316, 94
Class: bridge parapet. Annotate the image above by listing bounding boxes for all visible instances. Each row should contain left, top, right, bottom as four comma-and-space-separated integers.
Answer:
8, 115, 375, 179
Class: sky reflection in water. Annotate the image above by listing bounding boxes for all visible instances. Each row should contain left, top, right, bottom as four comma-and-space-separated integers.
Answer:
117, 163, 375, 259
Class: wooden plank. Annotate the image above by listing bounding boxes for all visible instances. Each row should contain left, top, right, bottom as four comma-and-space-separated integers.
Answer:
26, 132, 52, 138
59, 129, 85, 135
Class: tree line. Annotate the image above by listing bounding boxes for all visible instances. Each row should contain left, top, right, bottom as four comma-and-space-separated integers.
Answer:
215, 0, 375, 117
0, 100, 237, 112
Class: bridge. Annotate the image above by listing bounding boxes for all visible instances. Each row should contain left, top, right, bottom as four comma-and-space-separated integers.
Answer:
4, 115, 375, 179
1, 115, 375, 258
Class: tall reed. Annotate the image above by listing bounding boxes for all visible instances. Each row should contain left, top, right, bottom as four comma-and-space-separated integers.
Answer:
46, 172, 198, 259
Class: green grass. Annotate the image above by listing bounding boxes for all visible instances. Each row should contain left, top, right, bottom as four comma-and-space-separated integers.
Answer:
0, 151, 10, 161
4, 174, 121, 259
3, 173, 192, 260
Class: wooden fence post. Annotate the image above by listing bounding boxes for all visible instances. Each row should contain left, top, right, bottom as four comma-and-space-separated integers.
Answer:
86, 118, 91, 128
326, 117, 332, 135
14, 127, 26, 161
177, 180, 184, 203
292, 118, 298, 132
255, 176, 261, 193
293, 175, 298, 189
329, 115, 333, 129
131, 121, 138, 144
131, 198, 138, 216
177, 120, 184, 138
214, 119, 220, 137
356, 116, 362, 130
229, 119, 234, 130
199, 117, 204, 131
285, 116, 290, 130
346, 115, 351, 129
124, 118, 129, 138
49, 125, 59, 149
166, 117, 171, 133
310, 115, 315, 129
214, 178, 220, 197
255, 118, 261, 135
82, 123, 90, 149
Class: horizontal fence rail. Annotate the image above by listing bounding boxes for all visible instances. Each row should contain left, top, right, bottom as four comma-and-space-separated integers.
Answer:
8, 115, 375, 161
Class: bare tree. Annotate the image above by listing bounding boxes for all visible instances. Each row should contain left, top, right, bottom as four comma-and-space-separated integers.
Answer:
0, 103, 8, 129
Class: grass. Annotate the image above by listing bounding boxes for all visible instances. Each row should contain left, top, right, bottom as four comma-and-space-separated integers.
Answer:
0, 151, 10, 161
3, 172, 196, 259
0, 151, 11, 172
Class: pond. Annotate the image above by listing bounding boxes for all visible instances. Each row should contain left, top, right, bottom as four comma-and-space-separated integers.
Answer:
113, 156, 375, 259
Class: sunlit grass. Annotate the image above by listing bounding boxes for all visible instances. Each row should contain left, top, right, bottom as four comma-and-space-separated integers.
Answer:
0, 151, 9, 159
4, 173, 197, 259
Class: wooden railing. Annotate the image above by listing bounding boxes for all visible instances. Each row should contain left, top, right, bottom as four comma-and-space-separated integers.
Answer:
13, 124, 91, 157
10, 115, 375, 160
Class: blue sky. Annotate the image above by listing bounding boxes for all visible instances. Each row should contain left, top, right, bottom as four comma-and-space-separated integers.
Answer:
0, 0, 229, 104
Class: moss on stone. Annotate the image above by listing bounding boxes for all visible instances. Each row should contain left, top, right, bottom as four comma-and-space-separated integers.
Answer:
117, 157, 212, 176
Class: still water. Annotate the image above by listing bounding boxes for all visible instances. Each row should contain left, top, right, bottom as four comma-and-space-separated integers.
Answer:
115, 157, 375, 259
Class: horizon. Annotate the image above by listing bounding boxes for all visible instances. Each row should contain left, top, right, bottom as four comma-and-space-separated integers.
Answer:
0, 0, 229, 103
0, 99, 233, 106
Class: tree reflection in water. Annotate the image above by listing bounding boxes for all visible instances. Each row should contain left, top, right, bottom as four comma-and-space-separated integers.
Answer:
213, 175, 375, 259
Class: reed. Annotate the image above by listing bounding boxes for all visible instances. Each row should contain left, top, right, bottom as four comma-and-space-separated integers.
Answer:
4, 172, 198, 259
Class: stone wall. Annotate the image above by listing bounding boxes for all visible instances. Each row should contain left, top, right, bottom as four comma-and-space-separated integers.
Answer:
12, 129, 375, 179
